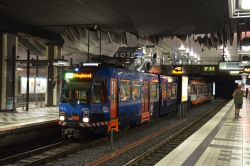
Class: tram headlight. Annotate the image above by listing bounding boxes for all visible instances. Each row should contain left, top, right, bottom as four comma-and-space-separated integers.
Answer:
82, 117, 89, 123
59, 115, 65, 121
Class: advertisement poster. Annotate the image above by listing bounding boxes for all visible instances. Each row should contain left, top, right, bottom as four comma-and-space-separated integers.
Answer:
181, 76, 188, 102
21, 77, 47, 94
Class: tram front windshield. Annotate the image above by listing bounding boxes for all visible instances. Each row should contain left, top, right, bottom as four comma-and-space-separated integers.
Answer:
61, 81, 91, 104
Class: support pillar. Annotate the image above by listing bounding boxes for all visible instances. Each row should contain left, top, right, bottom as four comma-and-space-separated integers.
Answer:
46, 44, 61, 106
0, 33, 17, 111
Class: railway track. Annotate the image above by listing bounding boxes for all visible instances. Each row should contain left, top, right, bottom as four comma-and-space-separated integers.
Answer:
0, 101, 227, 166
0, 137, 108, 166
85, 101, 228, 166
123, 101, 228, 166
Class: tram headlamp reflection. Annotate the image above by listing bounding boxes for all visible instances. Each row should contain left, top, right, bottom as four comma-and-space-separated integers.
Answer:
59, 116, 65, 121
83, 117, 89, 123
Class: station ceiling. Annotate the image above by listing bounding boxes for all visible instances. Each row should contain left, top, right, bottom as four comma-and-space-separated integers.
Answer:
0, 0, 244, 65
0, 0, 229, 36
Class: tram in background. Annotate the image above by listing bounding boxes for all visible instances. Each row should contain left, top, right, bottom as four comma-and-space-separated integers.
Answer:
58, 64, 178, 137
188, 80, 212, 105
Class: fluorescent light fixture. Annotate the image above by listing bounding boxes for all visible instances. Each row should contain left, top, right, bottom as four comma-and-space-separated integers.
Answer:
242, 46, 250, 51
179, 44, 186, 51
230, 71, 240, 75
125, 59, 130, 64
83, 63, 99, 66
53, 59, 69, 66
241, 0, 250, 9
213, 82, 215, 95
17, 68, 23, 71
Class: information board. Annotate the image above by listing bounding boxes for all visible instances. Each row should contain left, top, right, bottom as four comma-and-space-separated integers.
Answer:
181, 76, 188, 102
21, 77, 47, 94
219, 62, 243, 71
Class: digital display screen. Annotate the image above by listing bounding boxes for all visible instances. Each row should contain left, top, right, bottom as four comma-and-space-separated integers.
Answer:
65, 73, 92, 79
203, 66, 216, 72
181, 76, 188, 102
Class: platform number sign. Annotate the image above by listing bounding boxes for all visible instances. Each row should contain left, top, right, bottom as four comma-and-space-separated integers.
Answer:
203, 66, 215, 72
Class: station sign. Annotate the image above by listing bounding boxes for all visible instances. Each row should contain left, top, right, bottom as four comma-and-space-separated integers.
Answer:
172, 65, 184, 75
113, 47, 138, 59
219, 62, 243, 71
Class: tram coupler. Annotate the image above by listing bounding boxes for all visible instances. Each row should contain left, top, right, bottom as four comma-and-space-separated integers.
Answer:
62, 128, 79, 138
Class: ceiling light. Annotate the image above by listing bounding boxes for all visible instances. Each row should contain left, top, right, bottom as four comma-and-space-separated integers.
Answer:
179, 44, 186, 51
125, 59, 130, 64
241, 0, 250, 9
230, 71, 240, 75
242, 46, 250, 51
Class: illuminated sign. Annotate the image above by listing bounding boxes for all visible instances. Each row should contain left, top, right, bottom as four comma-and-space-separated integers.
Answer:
219, 62, 243, 71
21, 77, 47, 94
203, 66, 216, 72
65, 73, 92, 79
172, 66, 184, 75
181, 76, 188, 102
213, 82, 215, 95
243, 68, 250, 73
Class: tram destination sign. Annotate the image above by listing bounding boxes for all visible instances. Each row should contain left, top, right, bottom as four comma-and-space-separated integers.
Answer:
219, 62, 243, 71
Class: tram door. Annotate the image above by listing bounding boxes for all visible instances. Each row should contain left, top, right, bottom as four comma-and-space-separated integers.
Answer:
141, 81, 150, 123
110, 79, 118, 120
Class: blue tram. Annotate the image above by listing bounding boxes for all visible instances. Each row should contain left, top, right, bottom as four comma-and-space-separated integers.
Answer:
59, 65, 177, 137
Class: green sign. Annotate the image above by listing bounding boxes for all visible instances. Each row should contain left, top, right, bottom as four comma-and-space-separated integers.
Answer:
203, 66, 216, 72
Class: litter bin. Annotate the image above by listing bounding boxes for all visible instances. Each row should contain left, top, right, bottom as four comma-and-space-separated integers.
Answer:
6, 97, 13, 110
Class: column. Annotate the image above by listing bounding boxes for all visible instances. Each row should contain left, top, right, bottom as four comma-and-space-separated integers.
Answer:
46, 43, 61, 106
0, 33, 17, 110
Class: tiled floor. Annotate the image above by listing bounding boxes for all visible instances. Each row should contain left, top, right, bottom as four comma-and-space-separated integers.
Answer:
156, 99, 250, 166
0, 106, 59, 132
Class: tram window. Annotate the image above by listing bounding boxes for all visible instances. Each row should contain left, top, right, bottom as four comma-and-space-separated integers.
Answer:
111, 80, 116, 102
120, 80, 131, 102
203, 86, 208, 93
172, 84, 177, 97
190, 85, 197, 94
92, 79, 108, 104
162, 83, 167, 98
150, 82, 158, 100
197, 85, 202, 94
132, 81, 141, 100
166, 84, 172, 98
61, 81, 91, 104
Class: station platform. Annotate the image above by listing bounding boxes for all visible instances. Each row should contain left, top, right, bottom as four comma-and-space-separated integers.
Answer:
156, 99, 250, 166
0, 106, 59, 134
